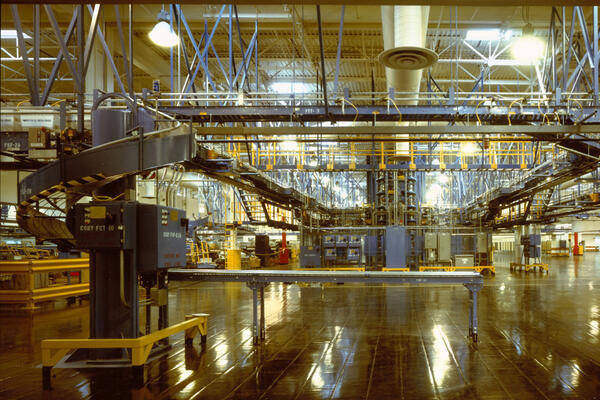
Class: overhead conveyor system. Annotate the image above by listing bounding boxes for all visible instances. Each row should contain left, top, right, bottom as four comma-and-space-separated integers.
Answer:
15, 108, 334, 247
161, 104, 600, 125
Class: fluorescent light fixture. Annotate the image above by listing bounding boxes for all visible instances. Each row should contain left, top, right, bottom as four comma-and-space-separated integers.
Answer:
149, 10, 178, 47
270, 82, 310, 94
511, 35, 545, 64
465, 29, 512, 41
0, 29, 31, 40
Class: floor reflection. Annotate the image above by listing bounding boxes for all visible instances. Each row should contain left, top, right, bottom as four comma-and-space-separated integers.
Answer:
0, 252, 598, 399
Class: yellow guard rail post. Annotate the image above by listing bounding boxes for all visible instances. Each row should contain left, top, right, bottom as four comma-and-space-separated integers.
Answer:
41, 313, 208, 389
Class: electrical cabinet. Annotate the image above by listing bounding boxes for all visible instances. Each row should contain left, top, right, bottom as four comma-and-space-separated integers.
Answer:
300, 246, 321, 267
476, 232, 488, 252
336, 235, 348, 246
137, 204, 187, 271
323, 235, 336, 247
385, 226, 407, 269
348, 235, 361, 247
324, 248, 336, 260
455, 254, 474, 267
347, 248, 360, 261
438, 232, 451, 261
70, 202, 137, 249
69, 202, 186, 271
424, 232, 437, 249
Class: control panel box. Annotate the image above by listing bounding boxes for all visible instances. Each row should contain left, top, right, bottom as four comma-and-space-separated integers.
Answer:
455, 254, 474, 267
424, 232, 437, 249
323, 235, 337, 247
348, 235, 361, 247
70, 202, 137, 249
137, 204, 187, 271
336, 235, 348, 246
69, 201, 186, 271
324, 248, 337, 260
385, 226, 407, 269
300, 246, 321, 267
438, 232, 451, 261
476, 232, 488, 252
347, 248, 360, 261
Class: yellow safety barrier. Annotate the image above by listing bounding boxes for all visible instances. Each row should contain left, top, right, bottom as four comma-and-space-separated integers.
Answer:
510, 263, 549, 273
419, 265, 496, 274
0, 258, 89, 309
294, 267, 366, 271
41, 313, 208, 389
550, 248, 570, 256
382, 268, 410, 272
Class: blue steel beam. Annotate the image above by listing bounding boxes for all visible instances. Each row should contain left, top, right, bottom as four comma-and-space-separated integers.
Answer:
333, 6, 345, 96
184, 5, 226, 94
85, 5, 127, 95
176, 6, 217, 93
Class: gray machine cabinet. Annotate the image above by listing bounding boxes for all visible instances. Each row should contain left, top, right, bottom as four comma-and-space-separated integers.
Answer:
455, 254, 474, 267
300, 246, 321, 267
385, 226, 407, 269
137, 204, 187, 271
476, 232, 488, 253
438, 232, 451, 261
70, 202, 186, 271
70, 202, 137, 249
424, 232, 437, 249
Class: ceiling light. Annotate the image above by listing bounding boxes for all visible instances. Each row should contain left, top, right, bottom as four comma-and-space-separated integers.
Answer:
511, 24, 544, 64
466, 29, 512, 41
149, 10, 179, 48
462, 142, 479, 155
280, 140, 299, 152
270, 82, 310, 94
0, 29, 31, 40
437, 174, 449, 184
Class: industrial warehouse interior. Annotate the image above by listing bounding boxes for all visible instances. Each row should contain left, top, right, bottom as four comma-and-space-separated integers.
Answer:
0, 1, 599, 399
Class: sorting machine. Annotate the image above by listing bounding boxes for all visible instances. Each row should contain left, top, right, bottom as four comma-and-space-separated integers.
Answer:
300, 227, 493, 271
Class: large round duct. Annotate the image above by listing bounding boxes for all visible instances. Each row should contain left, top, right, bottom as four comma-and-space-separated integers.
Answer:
379, 46, 438, 70
378, 6, 438, 71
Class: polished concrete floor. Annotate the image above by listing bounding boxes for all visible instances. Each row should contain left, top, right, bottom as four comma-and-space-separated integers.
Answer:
0, 253, 599, 399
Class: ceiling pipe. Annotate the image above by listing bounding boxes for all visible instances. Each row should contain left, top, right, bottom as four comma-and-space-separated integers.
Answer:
379, 5, 437, 98
379, 6, 438, 159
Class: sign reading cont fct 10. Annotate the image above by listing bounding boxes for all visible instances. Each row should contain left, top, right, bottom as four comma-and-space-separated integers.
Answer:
68, 201, 187, 271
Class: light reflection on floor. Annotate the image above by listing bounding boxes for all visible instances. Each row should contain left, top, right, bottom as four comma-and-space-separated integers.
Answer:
0, 252, 598, 399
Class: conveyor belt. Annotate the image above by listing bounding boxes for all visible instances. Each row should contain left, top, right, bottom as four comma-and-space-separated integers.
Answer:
167, 269, 483, 285
16, 124, 331, 245
168, 269, 484, 343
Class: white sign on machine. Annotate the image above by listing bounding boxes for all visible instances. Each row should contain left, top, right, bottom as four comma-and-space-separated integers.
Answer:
20, 114, 54, 128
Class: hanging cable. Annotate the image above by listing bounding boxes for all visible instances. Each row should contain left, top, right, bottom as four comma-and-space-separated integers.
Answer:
386, 97, 402, 123
337, 98, 359, 124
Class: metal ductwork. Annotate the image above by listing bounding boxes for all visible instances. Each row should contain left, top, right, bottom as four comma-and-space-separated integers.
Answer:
379, 5, 437, 97
378, 6, 437, 162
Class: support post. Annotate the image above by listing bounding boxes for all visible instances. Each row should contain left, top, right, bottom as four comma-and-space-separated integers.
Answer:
260, 286, 265, 340
464, 283, 482, 343
316, 5, 330, 120
252, 286, 259, 344
247, 281, 269, 345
